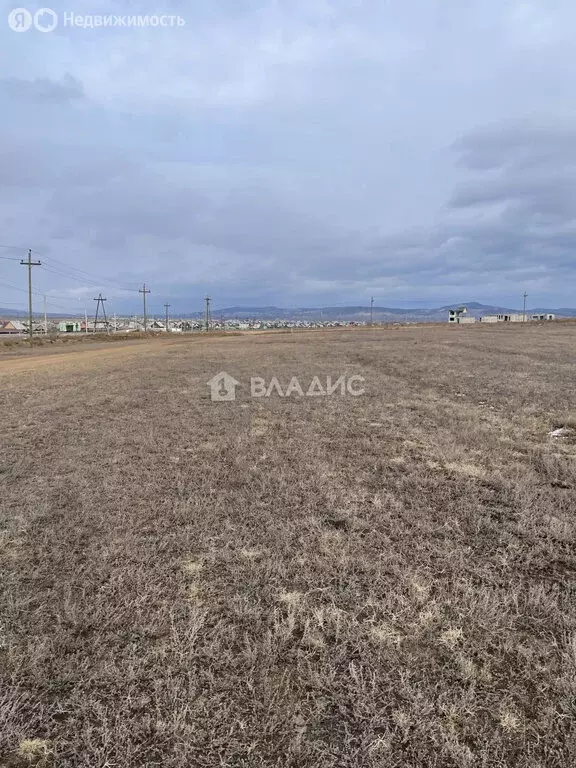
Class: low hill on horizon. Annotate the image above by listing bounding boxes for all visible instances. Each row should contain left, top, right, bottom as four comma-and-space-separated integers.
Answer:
2, 303, 576, 321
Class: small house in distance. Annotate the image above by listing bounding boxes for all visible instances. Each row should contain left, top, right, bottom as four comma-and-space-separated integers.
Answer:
531, 313, 556, 321
0, 320, 26, 334
58, 320, 83, 333
448, 307, 476, 324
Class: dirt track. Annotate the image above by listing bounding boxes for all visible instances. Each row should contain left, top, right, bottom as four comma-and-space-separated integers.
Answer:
0, 336, 218, 376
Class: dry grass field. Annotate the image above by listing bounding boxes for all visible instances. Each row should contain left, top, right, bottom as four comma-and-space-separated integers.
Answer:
1, 325, 575, 767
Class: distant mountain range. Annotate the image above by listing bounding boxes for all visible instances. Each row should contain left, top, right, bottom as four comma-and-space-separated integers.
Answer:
2, 303, 576, 321
191, 303, 576, 321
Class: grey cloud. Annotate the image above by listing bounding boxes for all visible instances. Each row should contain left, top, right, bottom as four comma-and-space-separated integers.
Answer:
337, 122, 576, 291
0, 74, 84, 104
455, 124, 576, 169
450, 175, 576, 214
28, 120, 576, 307
448, 122, 576, 231
0, 136, 133, 191
46, 165, 350, 259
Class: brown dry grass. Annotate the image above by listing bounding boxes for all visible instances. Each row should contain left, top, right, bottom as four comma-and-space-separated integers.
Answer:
1, 324, 575, 767
0, 331, 241, 360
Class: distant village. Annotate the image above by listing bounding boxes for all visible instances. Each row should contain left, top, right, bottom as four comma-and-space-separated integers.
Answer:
0, 316, 373, 335
0, 306, 560, 335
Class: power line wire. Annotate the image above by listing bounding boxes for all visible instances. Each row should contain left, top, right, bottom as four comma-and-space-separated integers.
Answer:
0, 279, 41, 296
0, 245, 135, 293
37, 252, 135, 292
0, 281, 85, 313
39, 262, 127, 292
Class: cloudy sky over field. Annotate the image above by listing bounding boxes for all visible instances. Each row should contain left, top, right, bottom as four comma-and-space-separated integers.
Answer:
0, 0, 575, 313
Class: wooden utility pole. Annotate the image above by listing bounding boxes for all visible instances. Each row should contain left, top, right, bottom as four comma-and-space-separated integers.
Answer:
43, 295, 48, 335
205, 296, 211, 331
522, 292, 527, 323
20, 249, 41, 342
370, 296, 374, 326
164, 303, 170, 332
139, 284, 150, 331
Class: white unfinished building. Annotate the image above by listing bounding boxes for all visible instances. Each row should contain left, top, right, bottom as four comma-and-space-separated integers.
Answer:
448, 307, 476, 324
480, 313, 556, 323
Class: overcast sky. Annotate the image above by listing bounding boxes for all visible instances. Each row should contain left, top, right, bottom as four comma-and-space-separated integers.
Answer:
0, 0, 575, 313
